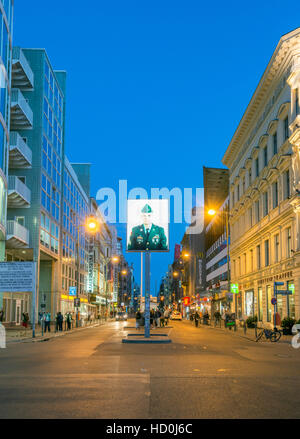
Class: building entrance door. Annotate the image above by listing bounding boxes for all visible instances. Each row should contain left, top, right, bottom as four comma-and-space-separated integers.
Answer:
245, 290, 254, 316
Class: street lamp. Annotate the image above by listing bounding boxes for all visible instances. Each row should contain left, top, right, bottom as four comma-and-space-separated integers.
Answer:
75, 215, 100, 328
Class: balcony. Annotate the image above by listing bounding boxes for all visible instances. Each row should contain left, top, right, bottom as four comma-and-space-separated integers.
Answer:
9, 132, 32, 169
7, 176, 31, 208
6, 220, 29, 248
10, 89, 33, 129
12, 47, 34, 90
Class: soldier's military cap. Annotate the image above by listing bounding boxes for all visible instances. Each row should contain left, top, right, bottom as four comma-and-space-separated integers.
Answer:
141, 204, 152, 213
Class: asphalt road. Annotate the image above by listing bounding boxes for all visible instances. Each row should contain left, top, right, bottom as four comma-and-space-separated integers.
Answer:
0, 320, 300, 419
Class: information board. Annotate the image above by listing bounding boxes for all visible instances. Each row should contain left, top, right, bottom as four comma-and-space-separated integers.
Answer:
0, 262, 35, 292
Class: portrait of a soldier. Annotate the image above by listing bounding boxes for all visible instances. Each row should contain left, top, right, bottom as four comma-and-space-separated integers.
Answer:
128, 204, 168, 251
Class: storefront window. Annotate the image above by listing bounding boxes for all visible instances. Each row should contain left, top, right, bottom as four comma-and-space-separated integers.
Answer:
237, 293, 242, 319
245, 290, 254, 316
258, 287, 263, 321
288, 281, 295, 319
266, 285, 272, 322
277, 294, 283, 319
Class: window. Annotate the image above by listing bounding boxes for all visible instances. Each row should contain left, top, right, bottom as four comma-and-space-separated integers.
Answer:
263, 147, 268, 167
255, 158, 259, 177
273, 132, 277, 155
263, 191, 268, 216
264, 240, 269, 266
249, 168, 252, 184
272, 181, 278, 208
296, 90, 299, 115
284, 116, 289, 141
266, 285, 272, 322
284, 170, 290, 199
255, 200, 260, 223
286, 227, 292, 258
274, 234, 279, 263
256, 245, 261, 269
16, 217, 25, 226
258, 287, 263, 321
250, 249, 253, 272
243, 177, 246, 194
237, 184, 240, 201
249, 207, 253, 228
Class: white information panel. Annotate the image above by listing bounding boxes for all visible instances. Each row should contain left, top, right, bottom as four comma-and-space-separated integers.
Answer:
0, 262, 35, 292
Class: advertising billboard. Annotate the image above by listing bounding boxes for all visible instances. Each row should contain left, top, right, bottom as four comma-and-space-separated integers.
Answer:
127, 199, 169, 252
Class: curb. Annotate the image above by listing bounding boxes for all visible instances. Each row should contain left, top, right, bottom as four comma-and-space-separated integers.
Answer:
6, 322, 106, 344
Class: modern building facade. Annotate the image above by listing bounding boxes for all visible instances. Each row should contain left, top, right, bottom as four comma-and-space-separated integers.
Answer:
2, 47, 125, 324
222, 28, 300, 325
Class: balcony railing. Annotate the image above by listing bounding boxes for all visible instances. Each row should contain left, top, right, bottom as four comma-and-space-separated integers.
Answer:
12, 47, 34, 89
8, 176, 31, 208
10, 89, 33, 129
9, 132, 32, 168
6, 220, 29, 248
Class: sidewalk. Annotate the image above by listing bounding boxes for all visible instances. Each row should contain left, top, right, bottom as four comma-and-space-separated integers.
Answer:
5, 318, 114, 344
187, 320, 293, 344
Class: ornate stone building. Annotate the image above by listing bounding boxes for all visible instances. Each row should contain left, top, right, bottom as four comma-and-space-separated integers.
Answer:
222, 28, 300, 325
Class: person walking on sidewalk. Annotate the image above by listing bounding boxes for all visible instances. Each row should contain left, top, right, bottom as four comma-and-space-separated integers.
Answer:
136, 310, 141, 330
22, 312, 29, 329
194, 311, 200, 328
66, 312, 72, 330
164, 308, 169, 326
56, 312, 63, 332
44, 312, 51, 332
155, 308, 161, 327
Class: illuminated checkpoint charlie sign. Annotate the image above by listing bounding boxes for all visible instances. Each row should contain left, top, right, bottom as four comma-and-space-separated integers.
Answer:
127, 199, 169, 252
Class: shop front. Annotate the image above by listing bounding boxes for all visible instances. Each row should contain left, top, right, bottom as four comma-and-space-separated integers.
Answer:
2, 292, 31, 325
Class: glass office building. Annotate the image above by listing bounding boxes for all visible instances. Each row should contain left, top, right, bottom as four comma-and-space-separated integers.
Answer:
0, 0, 13, 260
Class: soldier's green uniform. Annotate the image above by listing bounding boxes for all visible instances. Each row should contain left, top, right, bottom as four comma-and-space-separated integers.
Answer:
128, 204, 168, 251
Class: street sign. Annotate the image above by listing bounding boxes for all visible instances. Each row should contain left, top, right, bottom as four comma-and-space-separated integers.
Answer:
276, 290, 292, 295
271, 297, 277, 305
230, 283, 239, 294
74, 298, 81, 307
274, 282, 284, 286
69, 286, 77, 297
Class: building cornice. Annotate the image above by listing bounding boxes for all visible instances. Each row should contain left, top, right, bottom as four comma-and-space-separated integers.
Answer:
222, 28, 300, 169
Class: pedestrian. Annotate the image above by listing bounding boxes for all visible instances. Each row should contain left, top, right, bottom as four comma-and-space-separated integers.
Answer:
0, 309, 4, 322
57, 312, 63, 331
150, 309, 154, 328
66, 312, 72, 330
44, 311, 51, 332
160, 311, 165, 327
136, 310, 141, 329
22, 312, 29, 329
164, 308, 169, 326
155, 308, 161, 327
194, 311, 200, 328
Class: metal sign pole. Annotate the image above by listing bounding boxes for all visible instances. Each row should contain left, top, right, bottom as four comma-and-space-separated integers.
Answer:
32, 262, 37, 338
144, 251, 151, 338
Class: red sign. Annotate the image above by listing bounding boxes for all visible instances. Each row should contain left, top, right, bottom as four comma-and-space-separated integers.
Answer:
174, 244, 181, 261
183, 296, 191, 306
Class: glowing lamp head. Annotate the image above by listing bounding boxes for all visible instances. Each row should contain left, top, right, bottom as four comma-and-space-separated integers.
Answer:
208, 209, 216, 216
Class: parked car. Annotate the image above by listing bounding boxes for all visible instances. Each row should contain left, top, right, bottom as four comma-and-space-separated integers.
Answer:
116, 312, 128, 321
170, 311, 182, 321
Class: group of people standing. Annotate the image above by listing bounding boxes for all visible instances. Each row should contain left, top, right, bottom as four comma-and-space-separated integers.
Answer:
135, 308, 170, 329
38, 311, 74, 332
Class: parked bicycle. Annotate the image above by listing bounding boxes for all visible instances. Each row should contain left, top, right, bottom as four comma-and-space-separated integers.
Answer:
255, 326, 282, 343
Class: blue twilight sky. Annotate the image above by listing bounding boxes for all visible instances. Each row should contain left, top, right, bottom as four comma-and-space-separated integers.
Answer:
14, 0, 300, 294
